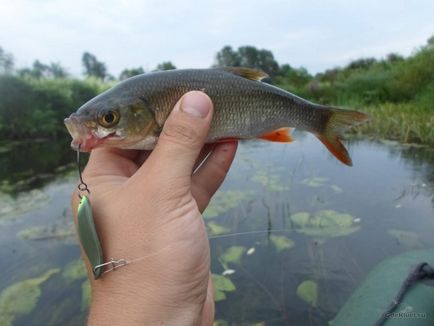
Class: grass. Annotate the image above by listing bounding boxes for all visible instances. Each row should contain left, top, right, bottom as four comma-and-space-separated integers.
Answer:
355, 103, 434, 145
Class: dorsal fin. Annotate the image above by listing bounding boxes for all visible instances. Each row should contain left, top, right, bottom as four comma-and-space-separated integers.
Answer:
220, 67, 269, 81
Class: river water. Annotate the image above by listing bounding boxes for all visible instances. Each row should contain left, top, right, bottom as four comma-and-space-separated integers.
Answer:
0, 135, 433, 325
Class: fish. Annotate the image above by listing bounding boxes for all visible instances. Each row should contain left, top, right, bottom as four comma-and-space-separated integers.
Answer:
64, 67, 368, 166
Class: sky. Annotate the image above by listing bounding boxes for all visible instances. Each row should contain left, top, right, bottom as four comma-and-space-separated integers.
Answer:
0, 0, 433, 77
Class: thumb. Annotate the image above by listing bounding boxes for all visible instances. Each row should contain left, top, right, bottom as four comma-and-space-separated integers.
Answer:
145, 91, 213, 180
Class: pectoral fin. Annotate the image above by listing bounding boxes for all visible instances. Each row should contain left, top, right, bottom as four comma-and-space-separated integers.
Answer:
259, 128, 294, 142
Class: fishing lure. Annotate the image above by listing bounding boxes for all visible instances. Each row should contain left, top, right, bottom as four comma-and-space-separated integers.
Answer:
75, 146, 127, 279
74, 147, 298, 279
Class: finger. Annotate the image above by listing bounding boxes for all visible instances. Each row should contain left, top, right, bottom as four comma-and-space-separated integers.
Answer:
193, 144, 216, 172
137, 91, 213, 181
84, 147, 140, 179
192, 141, 238, 212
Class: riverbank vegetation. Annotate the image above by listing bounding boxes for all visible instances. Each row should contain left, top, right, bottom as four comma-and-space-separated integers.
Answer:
0, 36, 433, 145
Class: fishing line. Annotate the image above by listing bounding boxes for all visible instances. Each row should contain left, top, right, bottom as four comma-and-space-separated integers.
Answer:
94, 229, 296, 276
75, 147, 294, 277
208, 228, 293, 240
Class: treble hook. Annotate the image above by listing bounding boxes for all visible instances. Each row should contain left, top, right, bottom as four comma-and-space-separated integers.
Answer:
77, 144, 90, 198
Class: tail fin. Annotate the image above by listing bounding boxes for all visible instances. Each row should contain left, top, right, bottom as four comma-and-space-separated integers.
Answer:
316, 107, 369, 166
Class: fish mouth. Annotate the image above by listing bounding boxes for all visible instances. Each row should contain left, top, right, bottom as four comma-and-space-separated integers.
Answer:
64, 115, 121, 152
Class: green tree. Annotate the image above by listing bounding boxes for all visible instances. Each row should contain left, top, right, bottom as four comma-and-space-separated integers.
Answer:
215, 46, 241, 67
427, 35, 434, 46
119, 67, 144, 80
155, 61, 176, 71
239, 46, 279, 76
49, 62, 68, 78
0, 46, 14, 74
0, 75, 36, 137
386, 53, 404, 63
278, 64, 312, 87
215, 45, 279, 76
32, 60, 50, 78
346, 58, 377, 71
17, 60, 49, 79
18, 61, 68, 79
82, 52, 107, 79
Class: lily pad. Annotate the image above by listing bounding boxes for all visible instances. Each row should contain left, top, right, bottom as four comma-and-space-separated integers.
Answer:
296, 280, 318, 307
330, 184, 343, 193
0, 268, 60, 326
207, 221, 230, 236
81, 280, 91, 311
212, 274, 236, 302
18, 223, 75, 241
220, 246, 246, 269
290, 210, 360, 239
301, 176, 328, 188
251, 170, 289, 191
270, 235, 294, 252
204, 190, 254, 219
388, 229, 424, 249
214, 290, 226, 301
62, 259, 87, 283
0, 189, 50, 224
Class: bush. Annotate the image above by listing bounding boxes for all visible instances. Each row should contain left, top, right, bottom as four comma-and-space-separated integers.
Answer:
0, 75, 103, 139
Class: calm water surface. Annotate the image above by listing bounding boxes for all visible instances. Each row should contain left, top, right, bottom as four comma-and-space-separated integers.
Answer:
0, 135, 433, 325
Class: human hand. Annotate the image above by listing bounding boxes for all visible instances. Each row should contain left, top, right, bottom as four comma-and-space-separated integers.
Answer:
71, 91, 238, 325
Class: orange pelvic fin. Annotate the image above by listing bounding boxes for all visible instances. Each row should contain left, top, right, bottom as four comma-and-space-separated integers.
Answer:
259, 128, 294, 143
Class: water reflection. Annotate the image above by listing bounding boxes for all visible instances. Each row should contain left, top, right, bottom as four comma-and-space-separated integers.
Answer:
0, 139, 75, 193
0, 136, 433, 325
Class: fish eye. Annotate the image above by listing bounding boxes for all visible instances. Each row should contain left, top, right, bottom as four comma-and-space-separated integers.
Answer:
98, 110, 120, 128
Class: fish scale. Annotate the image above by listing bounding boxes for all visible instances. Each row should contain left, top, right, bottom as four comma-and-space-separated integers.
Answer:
64, 67, 369, 165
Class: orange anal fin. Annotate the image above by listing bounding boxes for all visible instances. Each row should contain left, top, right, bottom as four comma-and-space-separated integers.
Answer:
259, 128, 294, 143
316, 134, 352, 166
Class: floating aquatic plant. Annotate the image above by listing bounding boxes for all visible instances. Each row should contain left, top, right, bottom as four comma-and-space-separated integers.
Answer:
270, 235, 295, 252
0, 189, 50, 224
301, 176, 328, 188
18, 223, 75, 241
62, 259, 87, 283
251, 169, 289, 192
0, 142, 14, 154
81, 280, 91, 311
330, 184, 343, 193
207, 221, 231, 236
212, 274, 236, 302
0, 268, 60, 326
204, 190, 253, 219
220, 246, 246, 269
289, 210, 360, 239
296, 280, 318, 307
387, 229, 424, 249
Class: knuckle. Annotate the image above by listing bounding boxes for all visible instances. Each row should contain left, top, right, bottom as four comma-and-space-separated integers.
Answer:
162, 123, 201, 149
